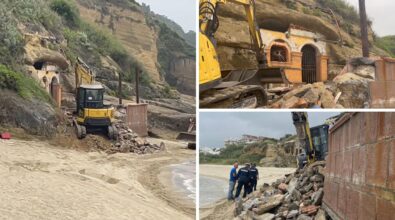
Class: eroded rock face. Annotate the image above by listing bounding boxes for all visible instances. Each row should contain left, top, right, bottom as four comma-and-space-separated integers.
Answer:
24, 35, 69, 70
334, 72, 373, 108
0, 90, 58, 137
167, 58, 196, 96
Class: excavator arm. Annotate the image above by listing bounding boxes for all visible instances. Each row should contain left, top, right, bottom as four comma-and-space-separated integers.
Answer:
75, 57, 95, 88
199, 0, 267, 68
292, 112, 315, 164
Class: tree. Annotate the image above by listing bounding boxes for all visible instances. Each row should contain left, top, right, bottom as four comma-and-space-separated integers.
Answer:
359, 0, 369, 57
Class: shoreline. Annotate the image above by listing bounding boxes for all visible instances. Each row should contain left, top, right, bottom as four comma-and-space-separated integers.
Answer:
159, 161, 196, 210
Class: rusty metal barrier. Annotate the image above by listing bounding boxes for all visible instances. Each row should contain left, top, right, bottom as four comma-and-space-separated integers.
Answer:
126, 103, 148, 137
324, 112, 395, 220
369, 57, 395, 108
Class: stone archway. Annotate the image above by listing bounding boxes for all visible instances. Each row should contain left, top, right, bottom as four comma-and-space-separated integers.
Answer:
301, 45, 317, 83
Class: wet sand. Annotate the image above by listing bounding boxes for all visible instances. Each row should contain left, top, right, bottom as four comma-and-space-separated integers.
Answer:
0, 139, 195, 220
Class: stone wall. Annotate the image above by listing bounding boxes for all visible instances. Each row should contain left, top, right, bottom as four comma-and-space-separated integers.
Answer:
323, 112, 395, 220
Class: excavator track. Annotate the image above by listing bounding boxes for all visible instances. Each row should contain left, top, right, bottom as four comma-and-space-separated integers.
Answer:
200, 84, 267, 108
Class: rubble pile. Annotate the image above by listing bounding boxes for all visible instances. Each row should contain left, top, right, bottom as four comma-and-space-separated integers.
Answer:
269, 82, 338, 109
234, 161, 328, 220
269, 57, 376, 109
108, 123, 165, 154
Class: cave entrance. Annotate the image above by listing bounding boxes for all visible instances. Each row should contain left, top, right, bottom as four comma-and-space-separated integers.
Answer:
33, 61, 45, 70
302, 45, 317, 83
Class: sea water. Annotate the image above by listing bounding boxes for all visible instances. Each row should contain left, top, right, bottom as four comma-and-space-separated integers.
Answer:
199, 175, 228, 207
171, 160, 196, 204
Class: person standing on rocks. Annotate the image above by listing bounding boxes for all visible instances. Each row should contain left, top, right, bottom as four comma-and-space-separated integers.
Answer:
227, 162, 239, 200
249, 163, 259, 192
235, 163, 251, 199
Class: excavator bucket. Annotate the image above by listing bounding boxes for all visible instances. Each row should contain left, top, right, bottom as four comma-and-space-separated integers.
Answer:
220, 67, 289, 86
259, 67, 290, 84
176, 132, 196, 150
176, 132, 196, 142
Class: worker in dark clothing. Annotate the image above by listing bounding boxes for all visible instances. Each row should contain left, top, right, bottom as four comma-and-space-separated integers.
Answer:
235, 163, 251, 199
249, 163, 259, 192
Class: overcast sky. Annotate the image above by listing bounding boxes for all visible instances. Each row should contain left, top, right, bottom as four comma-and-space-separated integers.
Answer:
136, 0, 196, 32
200, 112, 341, 148
344, 0, 395, 36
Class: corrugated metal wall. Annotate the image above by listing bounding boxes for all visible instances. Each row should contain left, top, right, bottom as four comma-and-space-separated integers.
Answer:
323, 112, 395, 220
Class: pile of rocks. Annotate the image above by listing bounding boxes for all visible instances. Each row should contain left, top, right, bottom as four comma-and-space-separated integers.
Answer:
269, 57, 376, 109
234, 161, 328, 220
108, 123, 165, 154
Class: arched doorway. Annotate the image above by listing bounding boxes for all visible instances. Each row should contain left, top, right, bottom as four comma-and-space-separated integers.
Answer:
301, 45, 317, 83
50, 77, 59, 98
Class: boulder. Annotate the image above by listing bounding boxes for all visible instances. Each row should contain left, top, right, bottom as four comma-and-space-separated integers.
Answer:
253, 194, 285, 215
296, 214, 312, 220
0, 90, 58, 137
353, 65, 375, 80
286, 210, 299, 219
311, 188, 324, 205
334, 72, 373, 108
315, 209, 326, 220
253, 213, 275, 220
320, 90, 336, 108
300, 205, 319, 215
278, 183, 288, 193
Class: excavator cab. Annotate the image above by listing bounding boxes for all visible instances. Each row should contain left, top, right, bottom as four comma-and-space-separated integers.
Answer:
310, 124, 329, 161
74, 84, 117, 140
76, 85, 105, 113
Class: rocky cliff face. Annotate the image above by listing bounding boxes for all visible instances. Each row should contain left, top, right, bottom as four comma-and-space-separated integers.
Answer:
76, 1, 161, 82
76, 0, 196, 96
213, 0, 389, 71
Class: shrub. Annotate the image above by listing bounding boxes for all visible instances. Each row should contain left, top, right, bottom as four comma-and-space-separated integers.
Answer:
50, 0, 81, 28
0, 65, 52, 103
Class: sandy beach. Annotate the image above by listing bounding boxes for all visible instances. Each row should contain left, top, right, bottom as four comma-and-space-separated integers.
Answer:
199, 164, 296, 220
0, 138, 195, 220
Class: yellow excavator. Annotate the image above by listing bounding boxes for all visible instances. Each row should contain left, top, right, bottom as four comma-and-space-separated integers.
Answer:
292, 112, 330, 168
73, 57, 117, 139
199, 0, 289, 108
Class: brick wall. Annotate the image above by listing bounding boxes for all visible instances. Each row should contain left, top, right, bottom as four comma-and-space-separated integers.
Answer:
323, 112, 395, 220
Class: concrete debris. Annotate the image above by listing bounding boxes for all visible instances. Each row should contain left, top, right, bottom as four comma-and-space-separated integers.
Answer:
253, 194, 285, 215
269, 57, 376, 109
108, 122, 165, 154
253, 213, 275, 220
333, 72, 373, 108
233, 162, 328, 220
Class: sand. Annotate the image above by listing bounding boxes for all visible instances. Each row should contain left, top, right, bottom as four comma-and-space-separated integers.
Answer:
0, 138, 195, 220
199, 164, 296, 220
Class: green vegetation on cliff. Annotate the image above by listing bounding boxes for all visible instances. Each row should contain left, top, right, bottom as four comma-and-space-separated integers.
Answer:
200, 139, 279, 165
376, 36, 395, 57
0, 65, 52, 103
